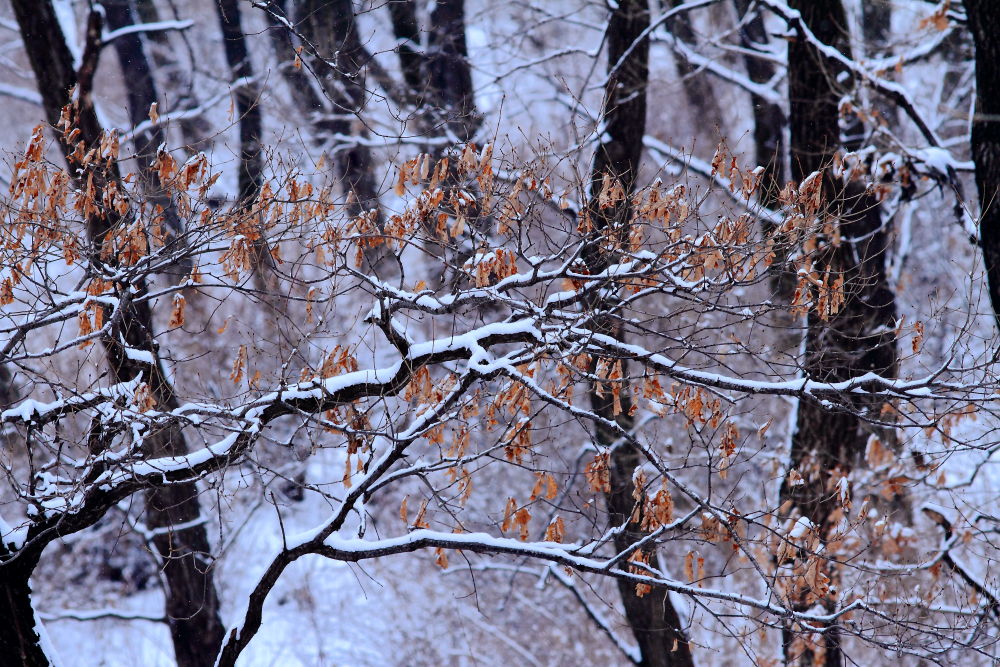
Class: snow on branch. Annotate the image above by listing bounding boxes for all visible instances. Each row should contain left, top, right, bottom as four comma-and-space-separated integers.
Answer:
101, 19, 194, 44
761, 0, 950, 152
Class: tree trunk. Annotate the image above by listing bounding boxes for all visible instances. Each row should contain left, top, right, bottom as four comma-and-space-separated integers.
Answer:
108, 292, 227, 667
733, 0, 795, 341
214, 0, 281, 293
296, 0, 383, 222
263, 0, 326, 116
781, 0, 898, 530
734, 0, 785, 209
583, 1, 695, 665
0, 364, 17, 414
426, 0, 480, 144
664, 0, 725, 147
103, 0, 188, 274
0, 546, 47, 667
381, 0, 484, 284
214, 0, 265, 205
387, 0, 424, 100
11, 4, 226, 665
385, 0, 480, 147
779, 2, 898, 665
597, 389, 695, 667
862, 0, 892, 53
103, 0, 175, 211
133, 0, 212, 154
963, 1, 1000, 334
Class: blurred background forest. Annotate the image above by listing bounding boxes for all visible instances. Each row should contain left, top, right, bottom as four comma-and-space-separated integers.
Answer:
3, 0, 1000, 665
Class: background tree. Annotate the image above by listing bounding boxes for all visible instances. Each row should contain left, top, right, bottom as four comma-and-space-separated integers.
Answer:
102, 1, 180, 233
777, 1, 899, 663
582, 0, 693, 664
6, 2, 224, 664
1, 1, 999, 665
963, 1, 1000, 331
285, 0, 383, 222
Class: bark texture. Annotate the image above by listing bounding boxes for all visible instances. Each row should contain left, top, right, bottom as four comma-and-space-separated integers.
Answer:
733, 0, 795, 327
781, 0, 897, 532
0, 546, 46, 667
963, 1, 1000, 333
779, 2, 898, 665
296, 0, 382, 221
665, 0, 725, 146
214, 0, 265, 205
583, 1, 694, 665
10, 3, 225, 665
103, 0, 188, 269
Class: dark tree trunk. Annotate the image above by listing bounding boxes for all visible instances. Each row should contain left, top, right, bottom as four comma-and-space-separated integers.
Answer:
855, 3, 896, 163
0, 546, 47, 667
296, 0, 382, 221
386, 0, 480, 147
0, 364, 17, 413
782, 186, 898, 526
214, 0, 265, 205
387, 0, 424, 99
102, 0, 187, 258
425, 0, 484, 277
583, 1, 694, 665
862, 0, 892, 53
733, 0, 793, 310
214, 0, 281, 292
664, 0, 724, 145
597, 390, 695, 667
109, 294, 228, 667
133, 0, 212, 153
2, 6, 88, 662
963, 1, 1000, 334
583, 0, 650, 273
427, 0, 480, 143
382, 0, 485, 285
263, 0, 326, 115
786, 1, 845, 180
778, 2, 898, 665
103, 0, 168, 193
0, 363, 18, 453
11, 3, 226, 666
781, 0, 898, 528
734, 0, 785, 206
102, 0, 170, 193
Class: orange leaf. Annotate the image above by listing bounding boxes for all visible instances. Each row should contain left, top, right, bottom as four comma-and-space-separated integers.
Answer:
230, 344, 247, 385
543, 516, 565, 543
168, 294, 186, 328
514, 508, 531, 541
